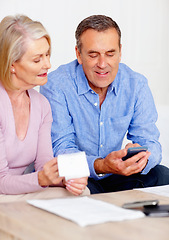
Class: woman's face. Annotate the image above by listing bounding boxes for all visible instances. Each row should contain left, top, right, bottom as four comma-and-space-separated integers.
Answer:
12, 37, 51, 89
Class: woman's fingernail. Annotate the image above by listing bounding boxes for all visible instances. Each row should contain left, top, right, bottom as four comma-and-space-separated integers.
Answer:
67, 179, 74, 183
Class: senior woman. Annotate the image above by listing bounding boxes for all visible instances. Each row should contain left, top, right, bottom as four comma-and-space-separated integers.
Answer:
0, 15, 88, 196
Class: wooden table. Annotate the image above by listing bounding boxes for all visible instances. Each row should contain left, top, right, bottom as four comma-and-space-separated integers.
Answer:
0, 189, 169, 240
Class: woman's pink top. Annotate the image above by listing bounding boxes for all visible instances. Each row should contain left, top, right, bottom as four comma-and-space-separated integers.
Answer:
0, 83, 53, 194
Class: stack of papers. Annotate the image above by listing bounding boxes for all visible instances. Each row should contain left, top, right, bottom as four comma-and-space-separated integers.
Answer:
27, 196, 144, 227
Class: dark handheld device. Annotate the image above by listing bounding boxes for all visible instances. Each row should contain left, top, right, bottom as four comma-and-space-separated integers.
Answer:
122, 199, 169, 217
143, 204, 169, 217
122, 146, 148, 161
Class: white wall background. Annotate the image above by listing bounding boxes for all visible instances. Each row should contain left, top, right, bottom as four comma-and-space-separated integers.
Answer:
0, 0, 169, 106
1, 0, 169, 166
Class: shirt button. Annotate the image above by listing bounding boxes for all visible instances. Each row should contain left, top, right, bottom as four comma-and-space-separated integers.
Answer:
100, 122, 103, 126
100, 144, 103, 148
94, 102, 98, 106
91, 90, 94, 94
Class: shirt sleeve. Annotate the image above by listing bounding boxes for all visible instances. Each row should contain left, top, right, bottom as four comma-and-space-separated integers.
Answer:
127, 76, 162, 174
34, 95, 53, 171
0, 94, 53, 194
41, 85, 79, 153
0, 126, 43, 194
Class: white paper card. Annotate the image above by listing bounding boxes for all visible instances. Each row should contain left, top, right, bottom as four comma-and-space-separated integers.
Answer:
57, 152, 90, 180
135, 184, 169, 197
27, 196, 144, 227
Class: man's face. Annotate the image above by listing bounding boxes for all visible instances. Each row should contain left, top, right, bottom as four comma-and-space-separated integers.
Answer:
76, 28, 121, 93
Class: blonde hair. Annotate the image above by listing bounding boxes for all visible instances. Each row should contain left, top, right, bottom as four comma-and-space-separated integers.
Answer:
0, 15, 51, 90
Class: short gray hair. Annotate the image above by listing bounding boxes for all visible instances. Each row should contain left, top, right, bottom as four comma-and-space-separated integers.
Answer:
75, 15, 121, 52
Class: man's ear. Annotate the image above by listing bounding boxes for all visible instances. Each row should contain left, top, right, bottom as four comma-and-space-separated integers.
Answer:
75, 46, 82, 65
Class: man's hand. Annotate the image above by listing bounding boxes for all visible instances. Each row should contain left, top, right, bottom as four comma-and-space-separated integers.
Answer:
94, 144, 151, 176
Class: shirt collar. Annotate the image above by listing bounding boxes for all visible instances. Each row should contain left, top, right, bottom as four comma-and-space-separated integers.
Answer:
76, 64, 91, 95
107, 66, 121, 96
108, 73, 119, 96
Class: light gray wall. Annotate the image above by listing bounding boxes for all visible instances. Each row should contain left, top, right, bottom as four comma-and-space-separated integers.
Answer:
1, 0, 169, 105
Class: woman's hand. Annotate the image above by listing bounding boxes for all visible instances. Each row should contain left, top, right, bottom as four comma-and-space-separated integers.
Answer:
38, 158, 64, 187
64, 177, 88, 196
38, 158, 88, 196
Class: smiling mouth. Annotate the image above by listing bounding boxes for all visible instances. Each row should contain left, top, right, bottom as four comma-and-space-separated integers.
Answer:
38, 73, 47, 77
95, 71, 109, 76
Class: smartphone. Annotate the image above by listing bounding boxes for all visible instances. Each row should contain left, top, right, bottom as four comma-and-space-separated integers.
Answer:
143, 204, 169, 217
122, 146, 148, 161
122, 199, 159, 209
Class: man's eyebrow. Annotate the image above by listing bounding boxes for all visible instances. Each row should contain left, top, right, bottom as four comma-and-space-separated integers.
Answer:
88, 50, 99, 54
107, 49, 116, 53
88, 49, 116, 54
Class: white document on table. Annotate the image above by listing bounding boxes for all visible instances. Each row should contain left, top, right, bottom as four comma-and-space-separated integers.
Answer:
27, 196, 144, 227
57, 152, 90, 180
135, 184, 169, 197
